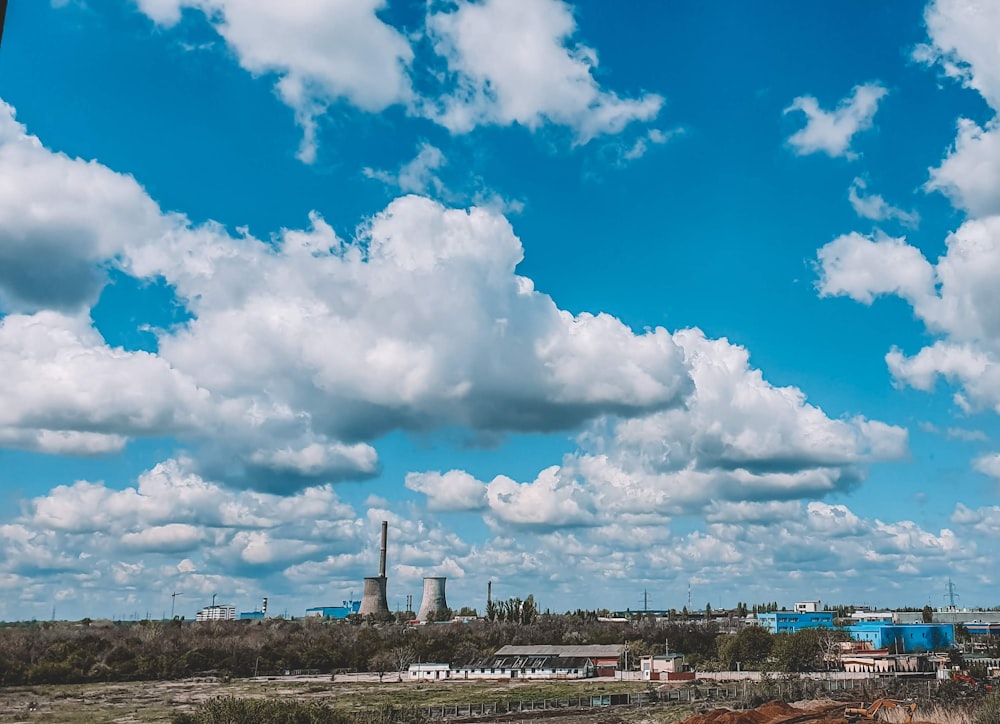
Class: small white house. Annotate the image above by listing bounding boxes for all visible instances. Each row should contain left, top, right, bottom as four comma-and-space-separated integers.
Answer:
794, 601, 821, 613
408, 663, 452, 680
639, 654, 694, 681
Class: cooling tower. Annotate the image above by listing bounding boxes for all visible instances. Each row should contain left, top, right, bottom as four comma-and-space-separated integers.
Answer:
358, 576, 389, 616
416, 577, 448, 621
358, 521, 390, 616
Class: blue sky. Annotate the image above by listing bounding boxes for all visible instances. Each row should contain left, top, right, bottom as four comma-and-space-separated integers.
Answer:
2, 0, 1000, 621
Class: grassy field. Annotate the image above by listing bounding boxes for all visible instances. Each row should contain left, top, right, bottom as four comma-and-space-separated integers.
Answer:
0, 676, 667, 723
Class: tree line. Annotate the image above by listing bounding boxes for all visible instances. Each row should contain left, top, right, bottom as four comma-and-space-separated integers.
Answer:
0, 609, 973, 687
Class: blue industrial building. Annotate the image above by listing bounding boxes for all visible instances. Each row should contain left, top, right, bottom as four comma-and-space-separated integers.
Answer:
967, 623, 1000, 636
847, 622, 954, 652
756, 611, 835, 633
239, 610, 265, 620
306, 600, 361, 619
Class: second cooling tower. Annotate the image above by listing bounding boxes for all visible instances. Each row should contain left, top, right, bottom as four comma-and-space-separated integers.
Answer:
416, 577, 448, 621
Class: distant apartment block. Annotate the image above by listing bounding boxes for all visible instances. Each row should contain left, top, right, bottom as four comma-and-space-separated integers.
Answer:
196, 604, 236, 621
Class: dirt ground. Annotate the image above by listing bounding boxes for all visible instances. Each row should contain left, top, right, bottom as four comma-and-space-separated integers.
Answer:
0, 676, 641, 724
676, 699, 941, 724
0, 681, 954, 724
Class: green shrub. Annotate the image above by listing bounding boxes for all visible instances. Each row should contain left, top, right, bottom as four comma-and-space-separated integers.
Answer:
172, 696, 355, 724
172, 697, 429, 724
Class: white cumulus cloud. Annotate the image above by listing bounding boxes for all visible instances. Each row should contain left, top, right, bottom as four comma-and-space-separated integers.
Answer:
132, 0, 415, 163
784, 82, 888, 159
817, 217, 1000, 413
0, 100, 167, 312
424, 0, 662, 143
128, 0, 663, 160
404, 470, 487, 512
917, 0, 1000, 217
408, 329, 907, 529
973, 453, 1000, 481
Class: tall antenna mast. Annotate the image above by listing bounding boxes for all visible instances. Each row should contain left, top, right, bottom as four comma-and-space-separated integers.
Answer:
687, 582, 692, 610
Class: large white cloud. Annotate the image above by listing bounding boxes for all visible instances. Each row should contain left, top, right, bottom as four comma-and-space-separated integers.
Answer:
0, 100, 688, 489
784, 82, 888, 159
132, 0, 415, 163
123, 196, 691, 445
0, 101, 167, 312
0, 311, 211, 455
916, 0, 1000, 216
817, 218, 1000, 412
128, 0, 661, 159
409, 329, 907, 528
424, 0, 662, 142
926, 118, 1000, 217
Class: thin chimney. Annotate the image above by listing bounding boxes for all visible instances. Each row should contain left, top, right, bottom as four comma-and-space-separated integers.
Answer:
379, 521, 388, 578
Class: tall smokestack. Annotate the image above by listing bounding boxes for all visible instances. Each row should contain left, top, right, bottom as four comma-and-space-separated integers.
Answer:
359, 521, 390, 616
261, 597, 268, 615
487, 580, 492, 605
379, 520, 388, 578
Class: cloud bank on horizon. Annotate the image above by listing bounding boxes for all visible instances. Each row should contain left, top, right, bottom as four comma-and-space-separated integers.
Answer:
0, 0, 998, 620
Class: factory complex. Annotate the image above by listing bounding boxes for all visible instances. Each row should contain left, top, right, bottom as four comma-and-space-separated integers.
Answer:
187, 524, 1000, 682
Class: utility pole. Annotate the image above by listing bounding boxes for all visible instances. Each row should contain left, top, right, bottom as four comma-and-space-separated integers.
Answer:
171, 592, 184, 619
946, 579, 959, 609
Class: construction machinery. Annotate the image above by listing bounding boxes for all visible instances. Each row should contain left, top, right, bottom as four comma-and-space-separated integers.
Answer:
845, 699, 917, 723
953, 671, 994, 693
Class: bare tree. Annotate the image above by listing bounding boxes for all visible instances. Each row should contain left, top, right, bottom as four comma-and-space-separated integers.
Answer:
368, 651, 395, 683
390, 646, 415, 681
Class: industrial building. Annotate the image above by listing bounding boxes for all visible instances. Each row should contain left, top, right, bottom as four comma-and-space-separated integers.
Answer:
966, 623, 1000, 636
306, 600, 361, 619
756, 611, 835, 633
895, 609, 1000, 625
846, 622, 954, 653
427, 644, 624, 680
239, 597, 268, 621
